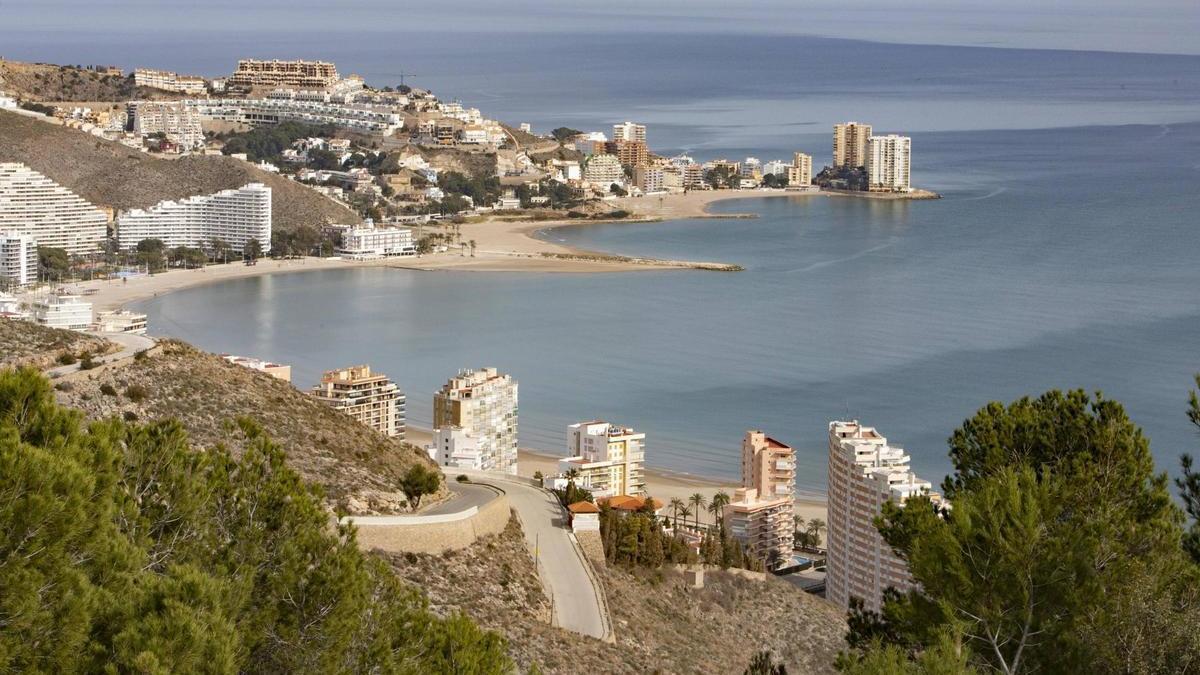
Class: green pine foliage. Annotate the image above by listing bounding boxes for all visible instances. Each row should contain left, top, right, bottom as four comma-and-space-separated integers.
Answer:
0, 367, 511, 674
840, 388, 1200, 674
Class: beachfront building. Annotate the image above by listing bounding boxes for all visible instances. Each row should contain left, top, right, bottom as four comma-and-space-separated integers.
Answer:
129, 101, 205, 149
433, 367, 519, 474
228, 59, 341, 90
115, 183, 271, 253
0, 162, 108, 255
833, 122, 873, 168
826, 420, 940, 612
94, 309, 147, 335
612, 121, 646, 143
336, 223, 416, 259
725, 431, 796, 567
583, 154, 624, 190
633, 166, 664, 193
31, 294, 93, 331
134, 68, 207, 95
310, 365, 404, 439
0, 231, 38, 288
866, 135, 912, 193
223, 354, 292, 382
426, 426, 484, 470
788, 152, 813, 187
558, 421, 646, 498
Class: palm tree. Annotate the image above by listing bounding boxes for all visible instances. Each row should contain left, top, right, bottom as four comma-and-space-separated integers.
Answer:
469, 239, 477, 257
709, 490, 731, 529
678, 505, 692, 533
689, 493, 706, 531
807, 517, 826, 548
669, 497, 686, 532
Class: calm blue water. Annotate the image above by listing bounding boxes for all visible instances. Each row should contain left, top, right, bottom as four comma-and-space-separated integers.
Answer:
24, 17, 1186, 493
135, 117, 1200, 495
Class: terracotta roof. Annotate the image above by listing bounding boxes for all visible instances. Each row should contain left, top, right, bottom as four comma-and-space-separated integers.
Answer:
601, 495, 665, 512
568, 501, 601, 514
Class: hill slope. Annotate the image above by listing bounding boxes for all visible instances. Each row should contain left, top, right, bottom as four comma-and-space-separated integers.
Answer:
0, 110, 360, 233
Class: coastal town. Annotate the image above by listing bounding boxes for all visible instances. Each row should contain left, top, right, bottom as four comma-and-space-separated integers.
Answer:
0, 55, 945, 608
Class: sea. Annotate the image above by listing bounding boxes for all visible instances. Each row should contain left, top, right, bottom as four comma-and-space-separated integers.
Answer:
5, 13, 1199, 496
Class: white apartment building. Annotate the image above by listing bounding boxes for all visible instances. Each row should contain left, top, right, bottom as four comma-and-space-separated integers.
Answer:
185, 98, 403, 135
551, 159, 581, 182
866, 135, 912, 193
0, 292, 26, 318
788, 152, 813, 187
834, 122, 873, 168
130, 101, 204, 149
0, 231, 38, 288
223, 354, 292, 382
31, 294, 93, 331
336, 224, 415, 259
826, 420, 940, 613
612, 121, 646, 143
134, 68, 207, 95
427, 426, 484, 470
763, 160, 789, 177
116, 183, 271, 253
433, 367, 519, 475
740, 157, 763, 179
633, 166, 665, 193
725, 431, 796, 567
583, 154, 625, 190
0, 163, 108, 255
558, 421, 646, 498
311, 365, 405, 438
94, 309, 148, 335
570, 132, 607, 154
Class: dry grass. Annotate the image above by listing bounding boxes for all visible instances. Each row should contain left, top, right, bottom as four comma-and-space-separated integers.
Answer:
0, 110, 360, 233
388, 514, 846, 674
0, 320, 110, 369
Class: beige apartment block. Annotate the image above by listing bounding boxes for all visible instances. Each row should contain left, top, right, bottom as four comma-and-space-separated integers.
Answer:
434, 367, 519, 474
311, 365, 404, 438
726, 431, 796, 567
559, 420, 646, 498
833, 121, 873, 168
826, 420, 940, 613
788, 152, 812, 186
228, 59, 341, 90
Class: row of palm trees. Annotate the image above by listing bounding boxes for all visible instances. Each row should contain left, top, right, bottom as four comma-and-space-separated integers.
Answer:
794, 515, 826, 551
668, 491, 733, 534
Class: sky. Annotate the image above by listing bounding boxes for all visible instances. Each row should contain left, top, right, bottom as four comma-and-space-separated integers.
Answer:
2, 0, 1198, 55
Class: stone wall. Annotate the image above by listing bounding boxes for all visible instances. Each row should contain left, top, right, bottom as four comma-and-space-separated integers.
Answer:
348, 488, 511, 554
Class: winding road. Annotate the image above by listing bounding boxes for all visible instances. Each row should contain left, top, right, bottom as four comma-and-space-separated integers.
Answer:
47, 331, 156, 378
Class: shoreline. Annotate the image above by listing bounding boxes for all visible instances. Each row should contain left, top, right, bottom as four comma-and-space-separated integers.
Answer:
54, 186, 935, 312
406, 425, 828, 528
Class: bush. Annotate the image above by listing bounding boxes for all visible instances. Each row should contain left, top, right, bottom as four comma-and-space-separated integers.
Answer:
54, 381, 74, 392
78, 352, 98, 370
456, 474, 470, 483
99, 383, 117, 396
122, 411, 138, 422
56, 352, 77, 366
124, 384, 149, 403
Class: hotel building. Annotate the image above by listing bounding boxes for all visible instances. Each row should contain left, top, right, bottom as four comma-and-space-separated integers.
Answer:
833, 122, 873, 168
583, 154, 625, 190
31, 294, 93, 331
725, 431, 795, 567
866, 135, 912, 193
788, 152, 813, 187
336, 224, 415, 259
558, 421, 646, 498
130, 101, 205, 149
612, 121, 647, 143
311, 365, 404, 439
134, 68, 207, 95
116, 183, 271, 253
228, 59, 341, 90
826, 420, 940, 613
633, 166, 664, 193
0, 231, 38, 288
433, 367, 519, 474
0, 163, 108, 255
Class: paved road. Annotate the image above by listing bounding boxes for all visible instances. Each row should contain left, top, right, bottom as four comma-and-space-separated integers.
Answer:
424, 481, 499, 515
496, 478, 608, 639
47, 331, 156, 378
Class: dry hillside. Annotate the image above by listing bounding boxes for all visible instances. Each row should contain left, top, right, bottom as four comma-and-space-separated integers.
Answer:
0, 60, 153, 102
389, 516, 846, 674
0, 319, 111, 369
0, 110, 360, 233
46, 338, 437, 511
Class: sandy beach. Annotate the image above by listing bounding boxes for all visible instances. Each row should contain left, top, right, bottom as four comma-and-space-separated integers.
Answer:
406, 426, 828, 531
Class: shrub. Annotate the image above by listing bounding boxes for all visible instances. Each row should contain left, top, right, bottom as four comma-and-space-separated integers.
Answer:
56, 352, 77, 366
99, 383, 117, 396
78, 352, 98, 370
124, 384, 149, 403
122, 411, 138, 422
54, 381, 74, 392
456, 474, 470, 483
